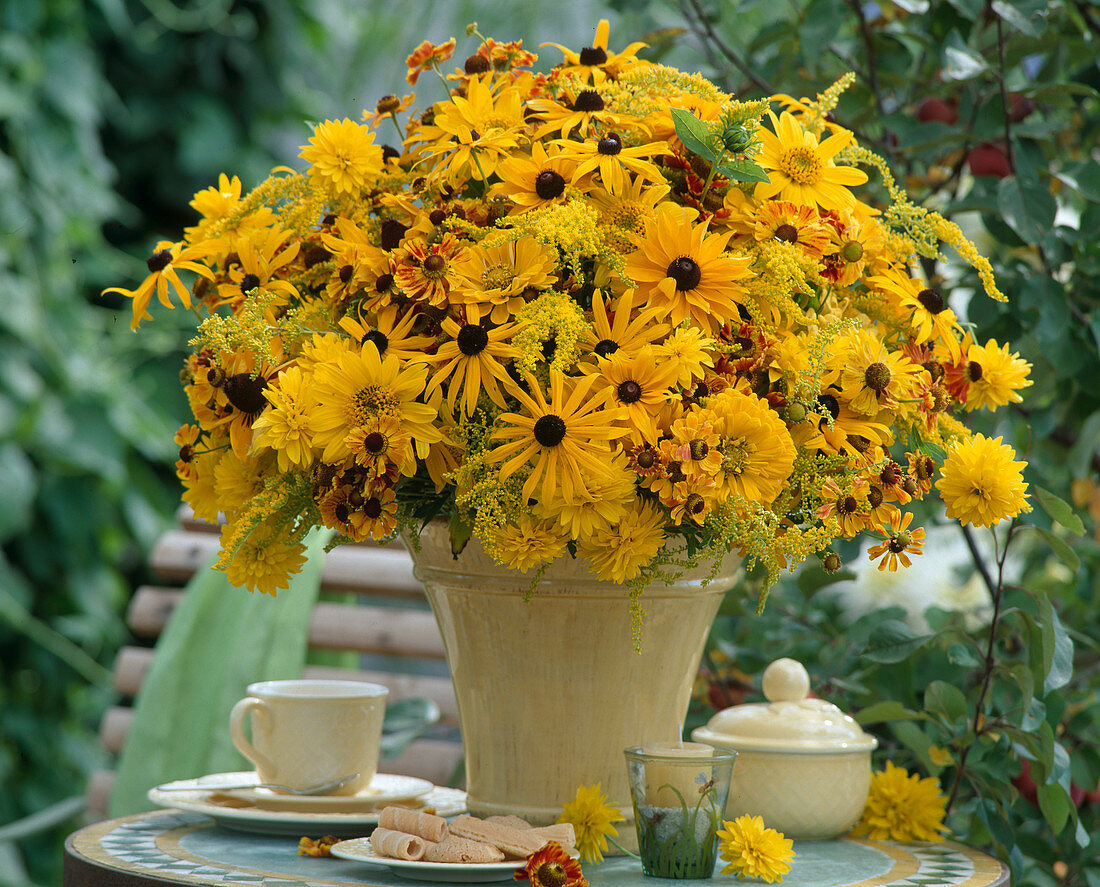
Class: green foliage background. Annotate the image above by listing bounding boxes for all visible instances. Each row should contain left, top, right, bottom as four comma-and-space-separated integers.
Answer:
1, 1, 1097, 885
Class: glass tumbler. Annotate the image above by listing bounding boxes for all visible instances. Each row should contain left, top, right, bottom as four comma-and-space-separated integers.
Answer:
624, 742, 736, 879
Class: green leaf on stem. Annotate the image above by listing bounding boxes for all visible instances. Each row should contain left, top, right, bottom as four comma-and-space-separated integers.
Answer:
671, 108, 718, 162
855, 700, 924, 725
1037, 783, 1071, 835
1037, 593, 1074, 692
925, 680, 968, 724
714, 159, 771, 184
1034, 527, 1080, 572
941, 33, 988, 80
1033, 486, 1086, 535
862, 618, 933, 663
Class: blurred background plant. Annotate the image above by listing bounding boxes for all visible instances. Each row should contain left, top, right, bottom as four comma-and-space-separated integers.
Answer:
1, 0, 1096, 885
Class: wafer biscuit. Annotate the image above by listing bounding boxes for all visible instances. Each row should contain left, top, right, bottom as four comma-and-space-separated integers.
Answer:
371, 827, 427, 860
378, 806, 449, 842
485, 815, 533, 830
423, 835, 505, 863
448, 814, 549, 858
527, 823, 576, 850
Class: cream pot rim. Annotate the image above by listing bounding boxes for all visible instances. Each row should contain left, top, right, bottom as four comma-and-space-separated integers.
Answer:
691, 724, 878, 754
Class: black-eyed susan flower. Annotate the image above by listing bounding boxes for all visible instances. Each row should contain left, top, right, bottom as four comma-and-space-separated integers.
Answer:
338, 304, 435, 362
585, 289, 668, 365
626, 203, 751, 336
493, 143, 579, 215
936, 433, 1029, 527
866, 509, 926, 571
299, 118, 385, 196
215, 226, 301, 312
717, 815, 794, 883
489, 370, 628, 506
102, 239, 217, 330
850, 761, 948, 842
555, 131, 667, 195
869, 270, 966, 361
592, 347, 678, 444
514, 842, 587, 887
755, 111, 868, 211
425, 317, 519, 417
528, 85, 629, 139
541, 19, 647, 84
556, 783, 625, 864
834, 328, 925, 418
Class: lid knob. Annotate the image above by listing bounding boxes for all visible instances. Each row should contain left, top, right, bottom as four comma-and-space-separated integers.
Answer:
762, 658, 810, 702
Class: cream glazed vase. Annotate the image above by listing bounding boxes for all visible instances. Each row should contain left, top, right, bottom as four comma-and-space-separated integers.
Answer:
406, 521, 741, 843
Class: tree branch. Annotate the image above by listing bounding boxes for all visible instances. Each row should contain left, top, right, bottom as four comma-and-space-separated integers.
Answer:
682, 0, 775, 96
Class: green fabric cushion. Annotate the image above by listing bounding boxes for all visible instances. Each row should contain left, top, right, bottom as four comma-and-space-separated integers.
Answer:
108, 529, 332, 816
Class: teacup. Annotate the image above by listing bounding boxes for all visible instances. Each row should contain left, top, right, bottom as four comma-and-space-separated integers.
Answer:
229, 679, 388, 795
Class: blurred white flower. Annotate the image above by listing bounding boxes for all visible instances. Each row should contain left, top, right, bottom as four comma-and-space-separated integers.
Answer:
823, 523, 1015, 632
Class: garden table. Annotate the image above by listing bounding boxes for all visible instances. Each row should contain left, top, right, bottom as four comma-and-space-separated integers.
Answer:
64, 809, 1008, 887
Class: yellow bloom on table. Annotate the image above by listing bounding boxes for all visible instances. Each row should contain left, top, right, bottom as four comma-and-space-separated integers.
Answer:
490, 513, 570, 573
717, 814, 794, 883
866, 509, 926, 572
936, 434, 1029, 527
576, 496, 666, 583
252, 366, 316, 473
299, 118, 384, 196
850, 761, 948, 842
626, 203, 752, 336
755, 111, 868, 211
963, 339, 1033, 411
556, 783, 625, 864
102, 239, 216, 330
489, 371, 628, 507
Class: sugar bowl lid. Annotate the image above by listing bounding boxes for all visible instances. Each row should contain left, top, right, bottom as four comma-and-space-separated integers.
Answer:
692, 658, 878, 754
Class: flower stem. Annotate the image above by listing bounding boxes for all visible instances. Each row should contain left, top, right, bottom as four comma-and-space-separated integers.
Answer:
605, 834, 642, 861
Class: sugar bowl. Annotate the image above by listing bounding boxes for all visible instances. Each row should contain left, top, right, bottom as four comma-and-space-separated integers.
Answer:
691, 657, 877, 839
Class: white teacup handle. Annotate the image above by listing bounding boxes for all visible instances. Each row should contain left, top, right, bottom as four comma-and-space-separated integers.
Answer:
229, 697, 274, 776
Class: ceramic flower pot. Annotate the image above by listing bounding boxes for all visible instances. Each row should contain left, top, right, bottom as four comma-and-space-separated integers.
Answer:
407, 521, 740, 843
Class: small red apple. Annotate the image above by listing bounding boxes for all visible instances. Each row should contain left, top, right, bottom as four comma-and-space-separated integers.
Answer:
916, 97, 959, 125
967, 143, 1012, 178
1012, 760, 1039, 806
1009, 92, 1035, 123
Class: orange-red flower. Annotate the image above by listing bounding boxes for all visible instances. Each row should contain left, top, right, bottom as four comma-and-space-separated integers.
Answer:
406, 38, 456, 85
514, 842, 587, 887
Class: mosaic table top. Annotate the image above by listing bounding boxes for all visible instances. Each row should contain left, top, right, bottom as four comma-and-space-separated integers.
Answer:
65, 809, 1007, 887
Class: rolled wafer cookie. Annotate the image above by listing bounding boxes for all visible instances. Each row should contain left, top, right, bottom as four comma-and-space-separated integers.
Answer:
447, 814, 549, 858
378, 806, 449, 842
423, 835, 505, 863
371, 827, 427, 861
485, 815, 533, 830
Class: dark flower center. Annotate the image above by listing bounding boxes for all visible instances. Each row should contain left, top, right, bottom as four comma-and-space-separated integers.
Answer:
863, 361, 891, 392
339, 264, 354, 283
817, 394, 840, 421
617, 380, 642, 403
464, 53, 491, 74
363, 431, 387, 454
457, 324, 489, 356
917, 288, 946, 314
968, 360, 983, 382
533, 414, 567, 447
335, 503, 350, 523
579, 45, 607, 66
535, 170, 566, 200
304, 244, 331, 268
573, 90, 605, 112
689, 438, 709, 461
239, 273, 261, 295
889, 530, 912, 552
841, 495, 859, 514
146, 248, 172, 273
375, 273, 394, 293
178, 445, 193, 463
774, 224, 799, 243
635, 449, 656, 469
379, 219, 409, 250
363, 497, 383, 519
362, 329, 389, 354
422, 254, 447, 275
687, 493, 706, 515
922, 359, 944, 382
840, 240, 864, 262
593, 339, 618, 357
868, 485, 884, 508
597, 132, 623, 155
880, 463, 900, 485
535, 861, 568, 887
666, 256, 702, 291
823, 552, 842, 573
223, 373, 268, 415
376, 94, 401, 114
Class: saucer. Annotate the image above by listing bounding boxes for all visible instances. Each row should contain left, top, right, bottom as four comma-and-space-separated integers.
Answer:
220, 772, 432, 812
331, 838, 523, 882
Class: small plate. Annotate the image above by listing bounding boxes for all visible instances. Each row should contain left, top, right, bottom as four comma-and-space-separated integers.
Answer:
148, 771, 465, 836
331, 838, 525, 882
224, 773, 433, 812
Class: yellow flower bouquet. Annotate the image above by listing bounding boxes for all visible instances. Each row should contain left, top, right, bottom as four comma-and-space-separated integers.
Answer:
106, 21, 1032, 609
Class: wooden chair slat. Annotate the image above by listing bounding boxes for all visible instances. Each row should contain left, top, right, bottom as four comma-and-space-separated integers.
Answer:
150, 530, 422, 597
379, 739, 464, 788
